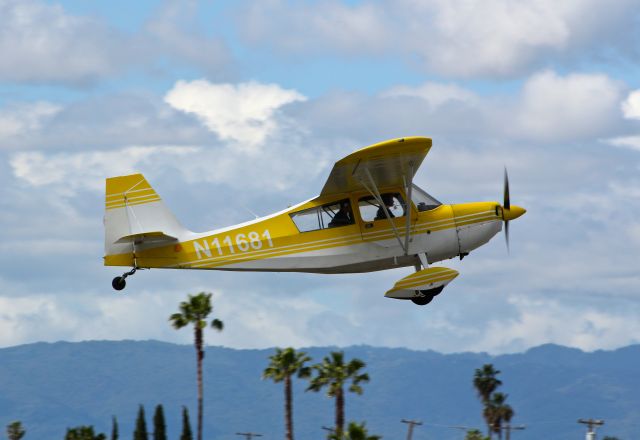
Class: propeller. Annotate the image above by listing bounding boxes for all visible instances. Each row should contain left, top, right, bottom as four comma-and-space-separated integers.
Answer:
500, 167, 526, 253
504, 167, 510, 252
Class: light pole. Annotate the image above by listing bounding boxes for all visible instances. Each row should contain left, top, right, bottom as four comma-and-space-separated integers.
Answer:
578, 419, 604, 440
401, 419, 423, 440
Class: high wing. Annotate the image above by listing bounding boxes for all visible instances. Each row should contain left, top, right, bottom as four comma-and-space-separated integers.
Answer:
320, 137, 432, 196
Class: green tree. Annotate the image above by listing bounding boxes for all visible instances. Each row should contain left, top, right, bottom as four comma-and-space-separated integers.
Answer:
110, 416, 118, 440
263, 347, 311, 440
133, 405, 147, 440
500, 402, 514, 440
483, 392, 513, 440
170, 292, 223, 440
307, 351, 370, 437
465, 429, 489, 440
6, 421, 25, 440
64, 426, 106, 440
180, 406, 193, 440
473, 364, 502, 438
329, 421, 381, 440
153, 405, 167, 440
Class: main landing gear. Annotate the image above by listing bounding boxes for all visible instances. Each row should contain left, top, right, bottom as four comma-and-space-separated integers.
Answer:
411, 285, 445, 306
112, 267, 137, 291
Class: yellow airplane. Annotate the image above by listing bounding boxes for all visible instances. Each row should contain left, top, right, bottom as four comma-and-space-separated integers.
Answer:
104, 137, 525, 305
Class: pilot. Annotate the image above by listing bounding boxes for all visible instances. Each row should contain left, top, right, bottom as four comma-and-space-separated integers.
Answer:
329, 201, 352, 227
375, 194, 396, 220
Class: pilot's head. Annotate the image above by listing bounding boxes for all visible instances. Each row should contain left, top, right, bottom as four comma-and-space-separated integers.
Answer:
382, 194, 395, 207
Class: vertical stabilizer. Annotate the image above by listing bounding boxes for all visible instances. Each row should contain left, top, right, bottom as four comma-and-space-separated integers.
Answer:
104, 173, 188, 264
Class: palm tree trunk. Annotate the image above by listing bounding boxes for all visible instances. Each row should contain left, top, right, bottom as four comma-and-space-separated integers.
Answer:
285, 375, 293, 440
195, 326, 204, 440
335, 387, 344, 437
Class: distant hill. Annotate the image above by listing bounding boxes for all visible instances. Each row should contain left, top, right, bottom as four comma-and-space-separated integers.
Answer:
0, 341, 638, 439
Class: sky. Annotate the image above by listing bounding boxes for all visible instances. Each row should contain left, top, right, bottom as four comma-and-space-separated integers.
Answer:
1, 0, 640, 354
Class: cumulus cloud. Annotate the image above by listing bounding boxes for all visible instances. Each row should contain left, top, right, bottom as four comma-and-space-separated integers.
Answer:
479, 296, 640, 352
0, 0, 135, 83
10, 146, 199, 189
0, 102, 61, 141
0, 0, 234, 84
606, 136, 640, 151
237, 0, 640, 78
513, 70, 624, 141
144, 0, 234, 77
165, 80, 307, 149
622, 89, 640, 120
293, 70, 626, 145
0, 93, 216, 151
382, 82, 478, 109
2, 69, 640, 354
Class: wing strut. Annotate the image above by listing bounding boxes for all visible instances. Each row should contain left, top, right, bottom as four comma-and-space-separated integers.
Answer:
402, 161, 414, 255
360, 167, 407, 253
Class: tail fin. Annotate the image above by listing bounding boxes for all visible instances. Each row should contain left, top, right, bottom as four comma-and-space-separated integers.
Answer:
104, 173, 187, 265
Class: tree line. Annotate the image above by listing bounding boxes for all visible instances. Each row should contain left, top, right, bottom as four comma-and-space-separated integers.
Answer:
7, 291, 621, 439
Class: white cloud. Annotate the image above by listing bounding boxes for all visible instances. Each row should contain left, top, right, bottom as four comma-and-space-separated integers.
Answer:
0, 0, 234, 84
238, 0, 640, 78
0, 0, 132, 83
165, 80, 307, 149
144, 0, 232, 76
479, 296, 640, 352
606, 136, 640, 151
0, 101, 61, 140
10, 146, 199, 189
382, 82, 478, 108
514, 70, 623, 141
622, 89, 640, 120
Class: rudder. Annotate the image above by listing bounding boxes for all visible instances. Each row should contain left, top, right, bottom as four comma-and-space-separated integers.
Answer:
104, 173, 188, 266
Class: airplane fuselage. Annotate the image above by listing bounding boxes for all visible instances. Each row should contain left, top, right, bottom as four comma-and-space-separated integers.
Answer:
104, 188, 502, 274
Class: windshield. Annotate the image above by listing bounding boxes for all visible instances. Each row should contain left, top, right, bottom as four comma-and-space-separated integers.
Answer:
411, 184, 442, 212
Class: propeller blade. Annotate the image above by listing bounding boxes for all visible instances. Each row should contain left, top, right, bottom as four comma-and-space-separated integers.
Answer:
503, 167, 510, 211
505, 220, 510, 254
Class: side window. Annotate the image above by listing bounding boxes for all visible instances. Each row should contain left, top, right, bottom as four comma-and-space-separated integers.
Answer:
358, 193, 406, 222
290, 199, 354, 232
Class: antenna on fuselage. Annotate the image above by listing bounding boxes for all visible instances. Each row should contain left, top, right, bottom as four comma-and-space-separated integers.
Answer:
241, 205, 260, 219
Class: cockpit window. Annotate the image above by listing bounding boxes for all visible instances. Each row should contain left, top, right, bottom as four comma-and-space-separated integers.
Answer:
290, 199, 354, 232
411, 184, 442, 212
358, 193, 406, 222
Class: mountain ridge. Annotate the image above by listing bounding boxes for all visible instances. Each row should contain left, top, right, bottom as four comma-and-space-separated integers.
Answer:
1, 340, 637, 439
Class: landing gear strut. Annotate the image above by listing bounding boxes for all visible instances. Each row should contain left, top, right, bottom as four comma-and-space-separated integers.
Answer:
112, 267, 137, 291
411, 285, 445, 306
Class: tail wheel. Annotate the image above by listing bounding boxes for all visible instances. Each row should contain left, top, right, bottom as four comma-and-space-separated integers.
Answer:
112, 276, 126, 291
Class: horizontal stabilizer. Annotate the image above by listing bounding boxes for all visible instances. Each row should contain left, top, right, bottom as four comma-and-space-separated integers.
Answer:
385, 266, 459, 299
114, 231, 178, 245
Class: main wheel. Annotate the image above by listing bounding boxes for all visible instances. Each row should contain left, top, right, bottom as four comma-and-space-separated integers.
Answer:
112, 276, 126, 291
411, 293, 433, 306
420, 285, 445, 297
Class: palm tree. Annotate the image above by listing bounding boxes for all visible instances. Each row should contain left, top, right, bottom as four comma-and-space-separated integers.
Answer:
473, 364, 502, 438
6, 422, 25, 440
307, 351, 370, 437
329, 421, 381, 440
263, 347, 312, 440
493, 393, 515, 440
484, 393, 513, 440
170, 292, 224, 440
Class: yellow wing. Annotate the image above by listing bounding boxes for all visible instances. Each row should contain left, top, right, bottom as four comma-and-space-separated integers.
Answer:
320, 137, 432, 196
